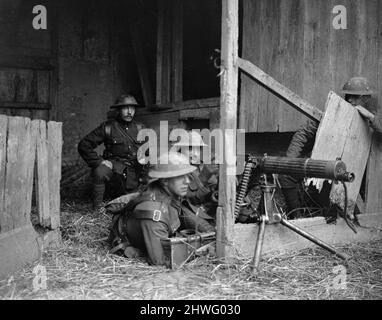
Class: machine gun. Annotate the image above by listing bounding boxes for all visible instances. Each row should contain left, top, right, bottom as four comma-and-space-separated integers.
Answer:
235, 155, 355, 273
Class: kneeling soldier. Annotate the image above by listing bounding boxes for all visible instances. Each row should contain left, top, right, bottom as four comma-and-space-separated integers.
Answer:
109, 151, 215, 266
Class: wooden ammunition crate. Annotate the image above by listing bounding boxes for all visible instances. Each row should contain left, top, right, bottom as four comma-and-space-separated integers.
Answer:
161, 231, 215, 269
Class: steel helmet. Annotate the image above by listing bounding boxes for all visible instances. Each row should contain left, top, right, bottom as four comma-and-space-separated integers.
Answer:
110, 94, 142, 109
341, 77, 376, 95
173, 131, 207, 147
148, 152, 197, 179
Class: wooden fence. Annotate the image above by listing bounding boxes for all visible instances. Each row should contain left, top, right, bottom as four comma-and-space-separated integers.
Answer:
0, 115, 62, 279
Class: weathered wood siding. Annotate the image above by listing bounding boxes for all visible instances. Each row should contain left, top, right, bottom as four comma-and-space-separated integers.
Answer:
240, 0, 382, 132
0, 0, 57, 121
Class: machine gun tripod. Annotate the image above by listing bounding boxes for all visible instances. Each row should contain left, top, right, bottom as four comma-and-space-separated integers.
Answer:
235, 155, 355, 273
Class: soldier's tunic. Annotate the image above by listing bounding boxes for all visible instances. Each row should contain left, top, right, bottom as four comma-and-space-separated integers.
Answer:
186, 166, 218, 223
78, 119, 145, 192
109, 181, 215, 266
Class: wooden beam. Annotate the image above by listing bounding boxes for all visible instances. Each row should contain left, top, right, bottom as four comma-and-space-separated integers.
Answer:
217, 0, 239, 260
0, 55, 53, 70
137, 97, 220, 116
0, 102, 51, 110
233, 213, 382, 258
156, 0, 172, 105
171, 0, 183, 102
237, 57, 323, 122
128, 2, 154, 107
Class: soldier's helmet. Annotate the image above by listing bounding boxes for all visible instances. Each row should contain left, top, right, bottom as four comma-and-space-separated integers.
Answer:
341, 77, 376, 96
110, 94, 142, 109
149, 152, 197, 179
172, 131, 207, 147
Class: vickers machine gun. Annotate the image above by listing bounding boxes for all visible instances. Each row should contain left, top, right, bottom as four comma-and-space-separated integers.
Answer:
236, 155, 355, 273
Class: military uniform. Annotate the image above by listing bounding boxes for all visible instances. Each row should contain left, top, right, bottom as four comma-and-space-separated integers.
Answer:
78, 118, 145, 205
186, 166, 218, 223
109, 181, 215, 265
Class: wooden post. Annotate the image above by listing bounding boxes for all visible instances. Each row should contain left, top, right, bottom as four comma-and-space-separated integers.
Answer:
128, 1, 154, 107
4, 117, 37, 232
48, 121, 62, 229
156, 0, 183, 106
36, 120, 51, 227
171, 0, 183, 102
156, 0, 172, 105
0, 115, 8, 229
217, 0, 239, 259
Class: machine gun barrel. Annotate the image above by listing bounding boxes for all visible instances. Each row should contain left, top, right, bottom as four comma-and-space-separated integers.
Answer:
258, 157, 354, 182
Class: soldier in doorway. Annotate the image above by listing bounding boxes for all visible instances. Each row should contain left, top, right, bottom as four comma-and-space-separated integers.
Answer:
78, 94, 146, 213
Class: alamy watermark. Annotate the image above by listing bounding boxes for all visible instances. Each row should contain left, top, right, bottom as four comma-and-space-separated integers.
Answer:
136, 121, 246, 175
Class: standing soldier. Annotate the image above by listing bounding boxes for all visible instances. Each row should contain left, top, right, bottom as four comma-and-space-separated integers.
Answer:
78, 94, 146, 213
108, 152, 215, 266
279, 77, 379, 218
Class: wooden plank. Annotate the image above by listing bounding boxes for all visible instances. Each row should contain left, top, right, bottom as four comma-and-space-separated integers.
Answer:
0, 102, 51, 110
239, 0, 261, 132
156, 0, 172, 105
309, 92, 373, 215
136, 97, 220, 116
0, 115, 8, 233
233, 213, 382, 258
48, 1, 59, 121
23, 120, 38, 223
0, 55, 53, 70
277, 0, 305, 132
238, 57, 323, 122
171, 0, 183, 102
128, 1, 154, 107
365, 134, 382, 214
303, 0, 336, 114
47, 121, 62, 229
4, 117, 34, 231
36, 120, 51, 227
31, 109, 50, 121
257, 0, 280, 132
156, 0, 165, 105
217, 0, 239, 259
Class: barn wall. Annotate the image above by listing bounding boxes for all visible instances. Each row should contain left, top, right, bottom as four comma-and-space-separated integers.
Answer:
56, 0, 143, 162
0, 0, 148, 163
0, 0, 54, 120
240, 0, 382, 133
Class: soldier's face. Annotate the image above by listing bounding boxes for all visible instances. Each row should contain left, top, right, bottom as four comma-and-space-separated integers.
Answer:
166, 174, 191, 197
185, 146, 202, 165
120, 106, 136, 122
345, 95, 370, 108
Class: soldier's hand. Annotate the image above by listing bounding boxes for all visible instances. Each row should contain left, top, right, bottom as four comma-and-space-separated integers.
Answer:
203, 163, 219, 175
356, 105, 375, 122
101, 160, 113, 170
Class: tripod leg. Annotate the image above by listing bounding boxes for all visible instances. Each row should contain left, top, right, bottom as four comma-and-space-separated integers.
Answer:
251, 217, 266, 273
280, 218, 351, 261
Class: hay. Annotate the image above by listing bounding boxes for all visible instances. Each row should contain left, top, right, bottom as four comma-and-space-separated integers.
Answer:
1, 200, 382, 300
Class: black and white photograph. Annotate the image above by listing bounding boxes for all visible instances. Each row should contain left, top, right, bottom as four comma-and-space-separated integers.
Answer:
0, 0, 381, 304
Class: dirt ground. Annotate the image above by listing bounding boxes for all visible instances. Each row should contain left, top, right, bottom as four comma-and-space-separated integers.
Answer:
1, 201, 382, 300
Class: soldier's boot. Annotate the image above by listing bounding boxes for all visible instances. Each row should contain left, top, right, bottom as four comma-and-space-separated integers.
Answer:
282, 187, 303, 219
92, 183, 106, 214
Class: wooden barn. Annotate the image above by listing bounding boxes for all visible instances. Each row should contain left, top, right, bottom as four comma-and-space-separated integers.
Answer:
1, 0, 382, 278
